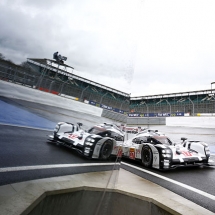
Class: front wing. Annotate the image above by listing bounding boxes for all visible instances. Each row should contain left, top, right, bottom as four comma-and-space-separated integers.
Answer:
47, 135, 84, 155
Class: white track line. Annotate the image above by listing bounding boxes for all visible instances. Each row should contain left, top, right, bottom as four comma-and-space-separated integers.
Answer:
0, 163, 120, 173
0, 122, 53, 131
122, 162, 215, 201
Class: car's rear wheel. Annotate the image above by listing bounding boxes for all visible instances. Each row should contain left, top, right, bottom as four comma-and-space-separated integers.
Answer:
141, 146, 153, 167
100, 140, 113, 160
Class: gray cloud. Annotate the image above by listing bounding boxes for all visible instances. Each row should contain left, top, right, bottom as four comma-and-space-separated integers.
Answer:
0, 0, 215, 96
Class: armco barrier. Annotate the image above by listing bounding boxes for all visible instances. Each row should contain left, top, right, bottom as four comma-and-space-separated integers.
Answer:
127, 117, 166, 125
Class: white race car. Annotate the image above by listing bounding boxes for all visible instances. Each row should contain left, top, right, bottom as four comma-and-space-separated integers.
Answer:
48, 122, 124, 160
122, 129, 212, 170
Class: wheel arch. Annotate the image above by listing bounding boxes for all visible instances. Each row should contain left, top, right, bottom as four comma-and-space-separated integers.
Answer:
92, 137, 115, 159
140, 144, 160, 169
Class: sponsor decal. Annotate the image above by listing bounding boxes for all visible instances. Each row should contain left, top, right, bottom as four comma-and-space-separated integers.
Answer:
113, 108, 124, 114
171, 112, 184, 117
100, 104, 113, 110
89, 101, 97, 106
157, 113, 170, 117
128, 113, 140, 117
89, 101, 125, 115
127, 112, 184, 117
136, 149, 141, 154
181, 151, 192, 156
68, 134, 79, 139
117, 146, 123, 157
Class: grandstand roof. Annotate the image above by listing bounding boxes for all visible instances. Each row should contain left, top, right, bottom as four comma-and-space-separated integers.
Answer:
28, 58, 74, 69
130, 89, 215, 100
27, 58, 130, 97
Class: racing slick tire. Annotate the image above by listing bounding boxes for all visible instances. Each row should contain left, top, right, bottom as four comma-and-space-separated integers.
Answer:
141, 146, 153, 168
100, 139, 113, 160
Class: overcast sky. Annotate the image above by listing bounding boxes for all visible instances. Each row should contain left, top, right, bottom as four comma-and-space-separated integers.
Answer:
0, 0, 215, 96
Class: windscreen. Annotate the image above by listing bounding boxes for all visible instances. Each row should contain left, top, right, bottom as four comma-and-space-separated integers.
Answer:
153, 136, 173, 145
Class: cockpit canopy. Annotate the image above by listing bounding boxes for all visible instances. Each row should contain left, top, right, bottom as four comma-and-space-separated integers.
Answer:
88, 125, 124, 141
132, 135, 172, 145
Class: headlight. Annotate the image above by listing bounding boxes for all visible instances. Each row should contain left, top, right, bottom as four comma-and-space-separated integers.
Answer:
162, 149, 171, 154
161, 149, 172, 159
85, 137, 96, 146
85, 142, 94, 146
162, 154, 172, 158
86, 137, 95, 143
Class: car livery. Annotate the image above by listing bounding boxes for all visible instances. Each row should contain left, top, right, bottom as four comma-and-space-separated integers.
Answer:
122, 129, 212, 169
48, 122, 124, 160
121, 125, 146, 134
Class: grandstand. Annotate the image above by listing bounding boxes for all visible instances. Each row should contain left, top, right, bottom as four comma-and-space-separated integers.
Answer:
0, 57, 214, 117
130, 89, 215, 116
27, 58, 130, 112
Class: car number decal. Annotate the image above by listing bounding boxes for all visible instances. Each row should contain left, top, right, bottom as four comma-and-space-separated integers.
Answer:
129, 148, 135, 160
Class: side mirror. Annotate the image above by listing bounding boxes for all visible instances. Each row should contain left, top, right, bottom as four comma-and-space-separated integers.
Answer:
78, 134, 83, 140
77, 122, 83, 127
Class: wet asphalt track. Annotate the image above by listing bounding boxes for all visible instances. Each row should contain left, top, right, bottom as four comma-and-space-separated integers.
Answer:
0, 96, 215, 212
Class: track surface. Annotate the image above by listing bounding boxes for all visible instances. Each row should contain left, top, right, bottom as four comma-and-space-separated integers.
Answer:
0, 125, 118, 185
0, 96, 215, 212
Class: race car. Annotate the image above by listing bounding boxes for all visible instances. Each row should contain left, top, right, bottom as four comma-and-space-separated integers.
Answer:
48, 122, 124, 160
122, 129, 212, 170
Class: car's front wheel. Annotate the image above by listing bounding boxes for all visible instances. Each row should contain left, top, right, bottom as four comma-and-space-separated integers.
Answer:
100, 140, 113, 160
141, 146, 153, 167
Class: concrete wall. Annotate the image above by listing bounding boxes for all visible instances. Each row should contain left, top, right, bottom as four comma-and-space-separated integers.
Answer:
127, 117, 166, 125
166, 116, 215, 128
27, 190, 173, 215
0, 80, 103, 117
127, 116, 215, 128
